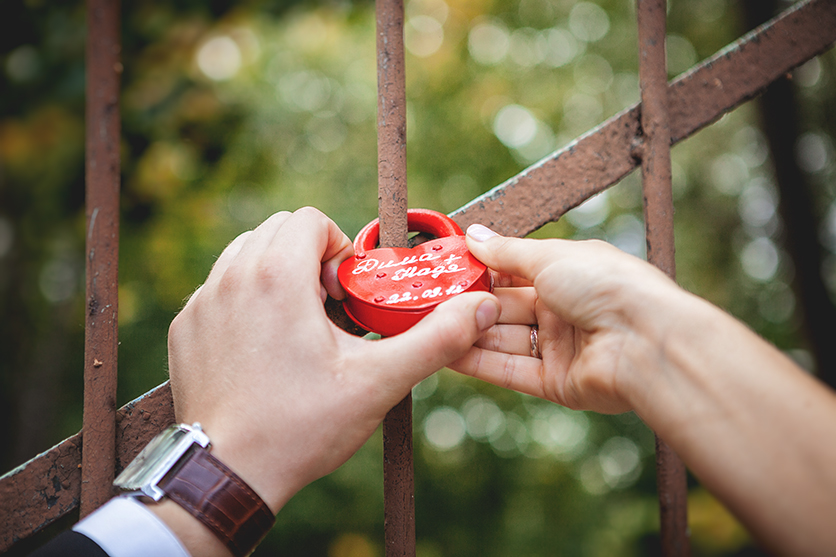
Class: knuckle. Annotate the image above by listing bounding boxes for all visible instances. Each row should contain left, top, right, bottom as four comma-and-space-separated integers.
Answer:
257, 211, 292, 231
495, 271, 515, 288
484, 327, 502, 351
454, 346, 481, 377
290, 206, 334, 239
268, 210, 293, 221
493, 237, 516, 260
250, 259, 289, 289
470, 348, 483, 376
428, 306, 474, 359
168, 306, 193, 349
294, 206, 326, 224
295, 206, 323, 217
168, 311, 185, 339
227, 230, 251, 250
500, 354, 517, 389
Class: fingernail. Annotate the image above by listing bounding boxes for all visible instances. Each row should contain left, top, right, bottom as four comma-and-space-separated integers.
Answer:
467, 224, 499, 242
475, 299, 500, 331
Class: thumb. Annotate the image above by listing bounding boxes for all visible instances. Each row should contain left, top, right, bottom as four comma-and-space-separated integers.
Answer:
366, 291, 500, 391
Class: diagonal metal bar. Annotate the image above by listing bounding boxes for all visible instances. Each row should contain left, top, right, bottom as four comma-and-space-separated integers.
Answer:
375, 0, 416, 555
0, 383, 174, 551
635, 0, 690, 555
451, 0, 836, 237
1, 0, 834, 550
81, 0, 121, 518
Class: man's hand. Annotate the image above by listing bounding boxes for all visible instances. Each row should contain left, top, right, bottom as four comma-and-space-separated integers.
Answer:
167, 208, 501, 519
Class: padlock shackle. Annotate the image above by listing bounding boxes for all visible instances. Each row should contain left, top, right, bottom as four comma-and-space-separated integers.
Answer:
353, 209, 464, 254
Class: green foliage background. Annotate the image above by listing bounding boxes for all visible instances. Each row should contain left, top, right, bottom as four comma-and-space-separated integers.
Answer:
2, 0, 835, 555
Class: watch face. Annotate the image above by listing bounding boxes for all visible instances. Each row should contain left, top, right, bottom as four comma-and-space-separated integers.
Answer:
115, 423, 209, 500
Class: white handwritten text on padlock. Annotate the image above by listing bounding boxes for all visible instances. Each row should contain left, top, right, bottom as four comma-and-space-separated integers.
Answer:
351, 252, 442, 274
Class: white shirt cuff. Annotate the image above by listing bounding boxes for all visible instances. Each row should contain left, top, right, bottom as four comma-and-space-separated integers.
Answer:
73, 496, 191, 557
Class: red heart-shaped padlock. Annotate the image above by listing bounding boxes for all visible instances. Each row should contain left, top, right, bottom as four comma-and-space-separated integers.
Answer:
338, 209, 491, 336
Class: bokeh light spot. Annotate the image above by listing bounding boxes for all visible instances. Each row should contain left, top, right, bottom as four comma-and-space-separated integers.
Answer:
565, 191, 610, 229
598, 436, 642, 489
405, 15, 444, 58
568, 3, 610, 43
796, 132, 831, 173
493, 104, 538, 149
6, 45, 40, 82
197, 36, 242, 81
539, 27, 580, 68
424, 406, 467, 450
740, 237, 780, 282
462, 395, 504, 440
666, 34, 697, 75
468, 20, 510, 65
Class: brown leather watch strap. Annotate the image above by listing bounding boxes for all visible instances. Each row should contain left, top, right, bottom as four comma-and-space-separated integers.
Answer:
159, 446, 275, 557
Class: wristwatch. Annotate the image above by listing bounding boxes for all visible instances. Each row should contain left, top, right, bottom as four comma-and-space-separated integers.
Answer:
114, 422, 275, 557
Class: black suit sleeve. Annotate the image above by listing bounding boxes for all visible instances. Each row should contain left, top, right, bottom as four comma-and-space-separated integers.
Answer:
29, 530, 110, 557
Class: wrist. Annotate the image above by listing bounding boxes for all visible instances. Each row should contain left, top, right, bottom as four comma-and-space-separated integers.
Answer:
616, 283, 712, 418
115, 422, 277, 557
206, 427, 301, 516
620, 287, 757, 441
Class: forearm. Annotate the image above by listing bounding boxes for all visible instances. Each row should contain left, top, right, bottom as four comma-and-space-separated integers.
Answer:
627, 292, 836, 554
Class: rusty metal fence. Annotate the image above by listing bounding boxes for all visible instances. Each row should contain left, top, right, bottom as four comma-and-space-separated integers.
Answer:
2, 0, 835, 553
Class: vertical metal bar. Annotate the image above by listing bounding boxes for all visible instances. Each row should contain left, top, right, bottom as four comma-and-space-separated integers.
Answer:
81, 0, 121, 518
375, 0, 414, 555
376, 0, 409, 247
636, 1, 690, 555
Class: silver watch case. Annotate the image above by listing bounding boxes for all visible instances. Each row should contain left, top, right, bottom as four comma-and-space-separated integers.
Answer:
114, 422, 211, 501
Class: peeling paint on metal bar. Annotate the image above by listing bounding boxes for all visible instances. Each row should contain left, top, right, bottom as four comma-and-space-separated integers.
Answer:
82, 0, 121, 519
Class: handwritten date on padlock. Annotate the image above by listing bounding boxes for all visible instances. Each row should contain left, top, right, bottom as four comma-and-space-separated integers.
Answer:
338, 209, 491, 336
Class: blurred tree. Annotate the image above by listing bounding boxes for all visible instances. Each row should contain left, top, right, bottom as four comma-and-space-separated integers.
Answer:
2, 0, 835, 555
741, 0, 836, 388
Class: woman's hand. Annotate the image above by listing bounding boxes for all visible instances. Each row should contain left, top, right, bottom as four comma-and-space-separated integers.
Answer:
450, 224, 694, 414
